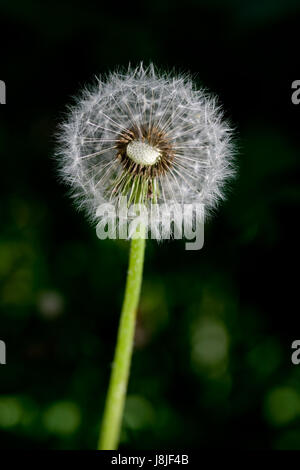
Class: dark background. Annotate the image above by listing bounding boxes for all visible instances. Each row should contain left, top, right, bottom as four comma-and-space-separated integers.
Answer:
0, 0, 300, 450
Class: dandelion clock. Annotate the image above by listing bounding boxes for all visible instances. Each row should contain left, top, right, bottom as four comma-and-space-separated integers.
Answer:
56, 64, 235, 449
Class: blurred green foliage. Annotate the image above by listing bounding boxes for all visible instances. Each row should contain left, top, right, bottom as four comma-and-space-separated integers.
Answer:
0, 0, 300, 450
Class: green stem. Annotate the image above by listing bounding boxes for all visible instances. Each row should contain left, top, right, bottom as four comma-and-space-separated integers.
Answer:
98, 229, 146, 450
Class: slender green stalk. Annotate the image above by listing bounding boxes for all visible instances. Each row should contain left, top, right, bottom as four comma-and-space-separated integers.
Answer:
98, 229, 146, 450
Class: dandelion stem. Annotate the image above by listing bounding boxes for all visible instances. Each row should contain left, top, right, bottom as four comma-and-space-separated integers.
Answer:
98, 228, 146, 450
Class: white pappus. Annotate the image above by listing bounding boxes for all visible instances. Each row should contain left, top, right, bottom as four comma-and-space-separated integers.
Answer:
56, 63, 235, 240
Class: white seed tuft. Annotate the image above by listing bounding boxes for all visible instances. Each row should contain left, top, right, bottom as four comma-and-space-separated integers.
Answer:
56, 63, 236, 239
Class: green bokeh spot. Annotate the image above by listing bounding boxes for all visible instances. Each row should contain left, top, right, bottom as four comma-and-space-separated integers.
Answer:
43, 401, 81, 436
264, 387, 300, 427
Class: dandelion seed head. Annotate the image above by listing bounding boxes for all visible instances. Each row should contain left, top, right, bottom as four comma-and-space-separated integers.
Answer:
56, 63, 236, 238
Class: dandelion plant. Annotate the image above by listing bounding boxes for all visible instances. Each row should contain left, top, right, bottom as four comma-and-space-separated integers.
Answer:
56, 64, 235, 449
